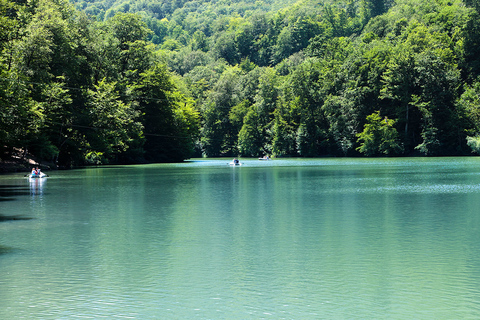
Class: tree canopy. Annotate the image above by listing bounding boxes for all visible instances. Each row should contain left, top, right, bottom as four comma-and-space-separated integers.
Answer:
2, 0, 480, 167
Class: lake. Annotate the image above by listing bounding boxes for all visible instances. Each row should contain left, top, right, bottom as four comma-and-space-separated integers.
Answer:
1, 157, 480, 319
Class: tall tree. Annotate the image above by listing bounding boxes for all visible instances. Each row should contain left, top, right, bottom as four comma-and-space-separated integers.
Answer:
356, 111, 402, 155
133, 63, 184, 162
85, 78, 143, 163
201, 66, 242, 156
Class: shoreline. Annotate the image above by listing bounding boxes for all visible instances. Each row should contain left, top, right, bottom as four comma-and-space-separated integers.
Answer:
1, 147, 55, 174
0, 159, 54, 174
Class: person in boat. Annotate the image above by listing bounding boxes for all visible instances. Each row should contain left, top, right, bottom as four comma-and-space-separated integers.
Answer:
233, 158, 239, 164
31, 167, 42, 176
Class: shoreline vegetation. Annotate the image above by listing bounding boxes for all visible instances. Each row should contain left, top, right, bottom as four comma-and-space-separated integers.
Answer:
2, 0, 480, 166
0, 160, 51, 174
0, 148, 54, 174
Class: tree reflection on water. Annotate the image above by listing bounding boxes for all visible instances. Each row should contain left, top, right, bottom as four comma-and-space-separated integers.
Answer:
0, 183, 35, 254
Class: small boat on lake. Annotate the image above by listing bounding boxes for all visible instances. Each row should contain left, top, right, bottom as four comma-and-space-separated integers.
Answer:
258, 156, 271, 160
229, 159, 242, 166
28, 172, 48, 178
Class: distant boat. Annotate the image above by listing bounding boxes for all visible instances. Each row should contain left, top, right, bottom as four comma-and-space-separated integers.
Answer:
258, 156, 271, 160
229, 160, 242, 166
28, 172, 48, 178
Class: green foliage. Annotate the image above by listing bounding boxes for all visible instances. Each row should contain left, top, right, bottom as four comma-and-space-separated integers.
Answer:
86, 78, 143, 161
466, 136, 480, 154
322, 95, 357, 155
238, 107, 262, 156
0, 0, 198, 165
108, 13, 152, 48
200, 65, 242, 156
132, 62, 189, 162
2, 0, 480, 166
271, 108, 297, 156
459, 80, 480, 134
85, 150, 105, 164
356, 111, 403, 156
229, 100, 250, 132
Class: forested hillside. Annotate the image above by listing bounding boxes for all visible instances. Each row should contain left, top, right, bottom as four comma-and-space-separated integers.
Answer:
2, 0, 480, 167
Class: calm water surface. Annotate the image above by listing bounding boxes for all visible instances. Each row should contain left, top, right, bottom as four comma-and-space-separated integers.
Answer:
1, 158, 480, 319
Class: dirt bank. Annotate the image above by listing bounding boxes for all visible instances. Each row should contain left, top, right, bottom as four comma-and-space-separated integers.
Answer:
0, 158, 54, 174
0, 148, 55, 174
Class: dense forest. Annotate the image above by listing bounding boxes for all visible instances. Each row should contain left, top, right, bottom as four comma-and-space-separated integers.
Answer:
2, 0, 480, 167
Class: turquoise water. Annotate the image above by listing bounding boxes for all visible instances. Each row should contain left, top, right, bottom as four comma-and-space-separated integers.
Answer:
1, 157, 480, 319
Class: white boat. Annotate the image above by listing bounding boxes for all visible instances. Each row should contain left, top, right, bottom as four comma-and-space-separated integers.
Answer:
258, 156, 271, 160
28, 172, 47, 178
229, 161, 242, 166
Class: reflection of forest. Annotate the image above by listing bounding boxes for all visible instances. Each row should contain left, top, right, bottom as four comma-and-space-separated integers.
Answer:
0, 185, 30, 200
0, 244, 14, 254
0, 185, 34, 254
0, 214, 32, 222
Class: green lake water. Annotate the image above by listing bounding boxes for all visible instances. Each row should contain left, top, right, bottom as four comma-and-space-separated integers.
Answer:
1, 157, 480, 319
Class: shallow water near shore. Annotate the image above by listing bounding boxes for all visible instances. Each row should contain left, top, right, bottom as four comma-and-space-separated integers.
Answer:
1, 157, 480, 319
